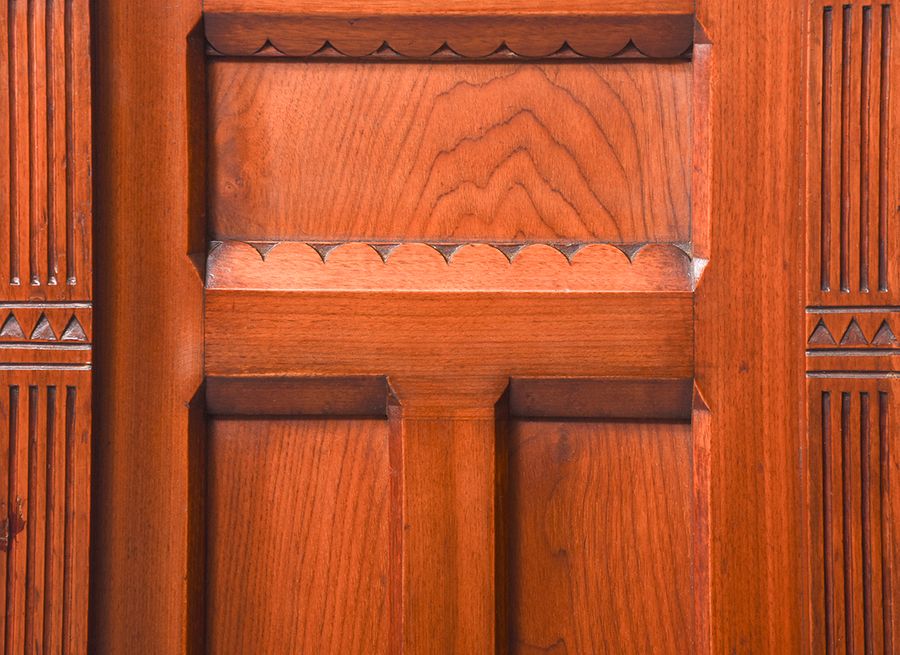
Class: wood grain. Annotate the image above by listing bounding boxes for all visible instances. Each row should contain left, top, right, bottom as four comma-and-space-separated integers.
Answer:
90, 0, 205, 652
203, 0, 694, 16
505, 420, 692, 653
807, 2, 898, 304
0, 369, 90, 655
207, 241, 693, 292
0, 0, 91, 300
205, 290, 693, 380
207, 418, 391, 655
204, 13, 695, 59
693, 0, 807, 650
807, 378, 899, 654
209, 60, 691, 244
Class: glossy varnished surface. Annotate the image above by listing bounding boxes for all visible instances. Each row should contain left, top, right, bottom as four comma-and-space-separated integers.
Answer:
207, 419, 391, 655
209, 60, 691, 243
506, 420, 692, 653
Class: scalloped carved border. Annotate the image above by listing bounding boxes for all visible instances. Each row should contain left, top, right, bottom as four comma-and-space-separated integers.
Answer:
206, 241, 693, 292
204, 12, 695, 59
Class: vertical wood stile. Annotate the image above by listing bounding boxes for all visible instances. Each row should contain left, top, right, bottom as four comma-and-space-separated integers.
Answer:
389, 379, 506, 655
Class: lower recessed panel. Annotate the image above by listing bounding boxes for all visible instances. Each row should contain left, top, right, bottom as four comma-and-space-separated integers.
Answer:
505, 420, 693, 653
207, 418, 391, 655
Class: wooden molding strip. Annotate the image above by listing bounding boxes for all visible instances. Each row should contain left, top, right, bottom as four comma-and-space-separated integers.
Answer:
204, 12, 695, 59
206, 241, 692, 292
206, 375, 693, 419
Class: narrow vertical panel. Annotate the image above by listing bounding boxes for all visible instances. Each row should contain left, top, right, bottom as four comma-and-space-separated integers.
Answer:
808, 379, 896, 655
809, 1, 899, 304
10, 0, 29, 290
23, 385, 47, 655
91, 0, 201, 651
394, 409, 498, 654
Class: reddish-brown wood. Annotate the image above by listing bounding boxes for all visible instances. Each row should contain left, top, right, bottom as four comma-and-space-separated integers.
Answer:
0, 1, 92, 653
506, 420, 693, 653
86, 0, 856, 652
693, 0, 808, 650
207, 418, 392, 654
90, 0, 205, 652
209, 61, 692, 244
204, 0, 694, 17
204, 12, 694, 58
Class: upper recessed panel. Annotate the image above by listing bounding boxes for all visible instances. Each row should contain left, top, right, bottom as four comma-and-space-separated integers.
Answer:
209, 59, 691, 243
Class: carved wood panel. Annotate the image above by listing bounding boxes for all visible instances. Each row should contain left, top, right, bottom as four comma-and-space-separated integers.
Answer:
0, 1, 91, 652
806, 1, 899, 652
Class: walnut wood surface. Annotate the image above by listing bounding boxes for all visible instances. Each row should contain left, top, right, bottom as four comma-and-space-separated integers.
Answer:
803, 4, 900, 653
207, 241, 692, 292
207, 418, 391, 654
0, 2, 92, 653
205, 290, 693, 380
204, 12, 695, 59
807, 378, 899, 654
204, 0, 694, 16
506, 420, 692, 653
209, 60, 691, 244
86, 0, 829, 653
693, 0, 808, 650
90, 0, 206, 652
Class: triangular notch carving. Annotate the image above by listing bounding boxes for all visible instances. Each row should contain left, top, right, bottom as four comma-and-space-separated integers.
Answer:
840, 319, 868, 346
30, 314, 57, 341
808, 319, 836, 346
60, 316, 88, 342
0, 313, 25, 339
871, 320, 897, 346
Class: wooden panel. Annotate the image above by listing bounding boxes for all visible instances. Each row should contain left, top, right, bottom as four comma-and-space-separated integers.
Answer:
693, 0, 807, 650
807, 2, 898, 304
207, 418, 391, 655
807, 378, 899, 654
0, 370, 90, 654
205, 290, 693, 380
204, 13, 695, 59
0, 1, 92, 653
90, 0, 205, 652
505, 420, 692, 653
203, 0, 694, 16
209, 60, 691, 244
207, 241, 692, 292
0, 0, 91, 300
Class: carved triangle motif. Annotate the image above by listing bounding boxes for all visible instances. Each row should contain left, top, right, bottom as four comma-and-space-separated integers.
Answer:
808, 320, 836, 346
0, 313, 26, 339
30, 314, 57, 341
871, 320, 897, 346
60, 316, 88, 342
840, 319, 868, 346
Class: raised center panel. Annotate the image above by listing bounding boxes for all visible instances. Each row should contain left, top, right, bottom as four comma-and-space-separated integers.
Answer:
209, 59, 692, 243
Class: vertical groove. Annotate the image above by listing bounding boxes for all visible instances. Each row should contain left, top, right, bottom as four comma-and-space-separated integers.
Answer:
860, 392, 873, 654
26, 0, 37, 286
8, 0, 19, 285
42, 386, 55, 650
23, 385, 36, 653
859, 7, 872, 293
880, 392, 893, 652
841, 391, 855, 653
824, 391, 836, 655
822, 7, 835, 292
878, 6, 891, 292
60, 385, 74, 655
45, 0, 56, 285
4, 386, 19, 655
840, 5, 852, 293
63, 0, 73, 285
